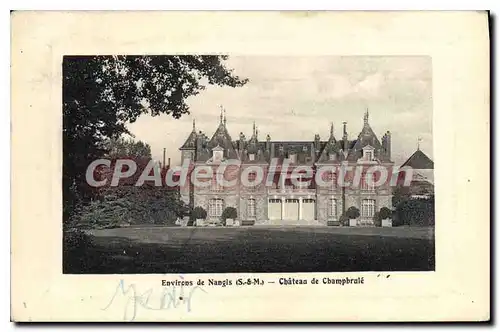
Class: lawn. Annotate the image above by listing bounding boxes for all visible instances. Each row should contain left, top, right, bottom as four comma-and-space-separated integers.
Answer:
64, 226, 435, 274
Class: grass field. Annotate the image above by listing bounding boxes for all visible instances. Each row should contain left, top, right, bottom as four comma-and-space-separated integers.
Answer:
64, 226, 435, 274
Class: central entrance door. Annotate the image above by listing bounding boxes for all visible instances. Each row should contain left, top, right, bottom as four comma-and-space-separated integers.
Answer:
284, 199, 299, 220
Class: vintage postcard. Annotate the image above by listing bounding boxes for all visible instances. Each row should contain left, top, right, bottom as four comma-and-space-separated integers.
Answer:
11, 11, 489, 322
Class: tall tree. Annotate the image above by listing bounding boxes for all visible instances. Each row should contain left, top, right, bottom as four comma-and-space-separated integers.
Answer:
63, 55, 247, 221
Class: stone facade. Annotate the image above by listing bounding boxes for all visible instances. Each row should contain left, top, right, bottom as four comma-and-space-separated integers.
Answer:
179, 110, 394, 225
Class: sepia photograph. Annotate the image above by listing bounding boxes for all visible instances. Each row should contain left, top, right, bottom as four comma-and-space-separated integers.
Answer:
63, 55, 435, 274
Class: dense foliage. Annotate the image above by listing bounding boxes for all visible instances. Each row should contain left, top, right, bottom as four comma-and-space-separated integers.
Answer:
75, 187, 186, 228
393, 196, 435, 226
192, 206, 208, 220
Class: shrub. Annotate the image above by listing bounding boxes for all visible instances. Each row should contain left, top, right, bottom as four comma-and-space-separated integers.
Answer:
75, 186, 186, 228
379, 207, 392, 220
192, 206, 207, 220
346, 206, 360, 220
221, 207, 237, 222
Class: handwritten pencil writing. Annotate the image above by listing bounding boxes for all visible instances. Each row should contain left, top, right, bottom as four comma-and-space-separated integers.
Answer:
102, 279, 207, 321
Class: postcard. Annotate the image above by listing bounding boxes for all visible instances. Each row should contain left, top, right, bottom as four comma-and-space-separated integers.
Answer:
11, 11, 490, 322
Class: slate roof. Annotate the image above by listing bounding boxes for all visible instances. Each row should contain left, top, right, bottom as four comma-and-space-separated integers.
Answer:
401, 149, 434, 169
180, 109, 393, 165
179, 129, 197, 150
347, 115, 388, 162
196, 120, 239, 162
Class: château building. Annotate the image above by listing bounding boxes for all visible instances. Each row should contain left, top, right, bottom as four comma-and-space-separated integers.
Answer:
178, 109, 394, 225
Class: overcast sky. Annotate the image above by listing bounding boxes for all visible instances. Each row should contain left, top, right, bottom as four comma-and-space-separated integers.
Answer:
127, 56, 433, 166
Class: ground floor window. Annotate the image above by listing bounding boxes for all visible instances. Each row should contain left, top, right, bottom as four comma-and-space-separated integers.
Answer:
247, 198, 256, 218
209, 198, 224, 217
361, 199, 376, 218
328, 198, 337, 219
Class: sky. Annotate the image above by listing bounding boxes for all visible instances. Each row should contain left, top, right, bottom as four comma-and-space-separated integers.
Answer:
127, 56, 433, 166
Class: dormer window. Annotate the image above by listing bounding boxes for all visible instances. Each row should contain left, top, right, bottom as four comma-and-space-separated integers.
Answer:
362, 145, 375, 161
365, 150, 373, 161
212, 145, 224, 162
249, 153, 255, 161
329, 152, 336, 161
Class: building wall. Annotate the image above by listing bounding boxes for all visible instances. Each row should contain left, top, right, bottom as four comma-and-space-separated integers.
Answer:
189, 163, 394, 223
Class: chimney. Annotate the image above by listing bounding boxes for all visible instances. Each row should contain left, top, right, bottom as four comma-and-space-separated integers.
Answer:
342, 122, 348, 151
266, 134, 271, 151
385, 131, 391, 160
314, 134, 320, 152
239, 132, 246, 151
168, 157, 171, 168
163, 148, 166, 170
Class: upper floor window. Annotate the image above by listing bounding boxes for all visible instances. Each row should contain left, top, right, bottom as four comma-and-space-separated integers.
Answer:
361, 174, 375, 191
249, 153, 255, 161
211, 175, 223, 192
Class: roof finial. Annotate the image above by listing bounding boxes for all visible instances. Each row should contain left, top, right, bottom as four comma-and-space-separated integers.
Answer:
192, 119, 196, 132
364, 108, 369, 125
417, 137, 422, 150
223, 108, 227, 127
219, 105, 224, 124
330, 122, 334, 137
